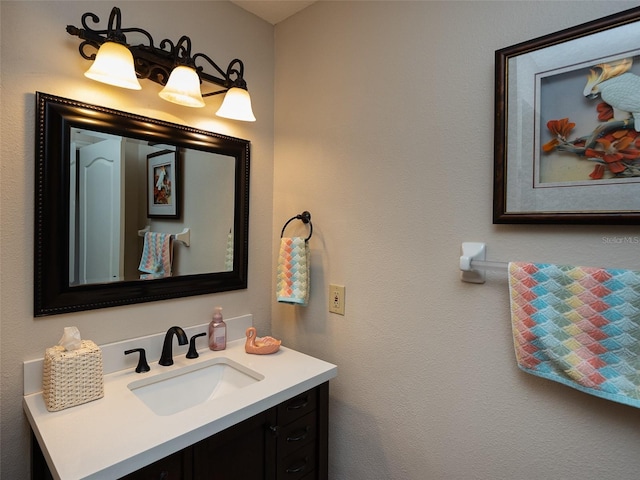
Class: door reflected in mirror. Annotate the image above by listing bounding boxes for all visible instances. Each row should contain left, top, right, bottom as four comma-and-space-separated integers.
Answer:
35, 92, 250, 316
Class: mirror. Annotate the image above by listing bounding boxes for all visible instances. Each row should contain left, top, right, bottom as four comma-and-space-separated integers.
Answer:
35, 92, 250, 316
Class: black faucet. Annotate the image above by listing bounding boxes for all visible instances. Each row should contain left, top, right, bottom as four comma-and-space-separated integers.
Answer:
186, 332, 207, 359
159, 326, 188, 366
124, 348, 151, 373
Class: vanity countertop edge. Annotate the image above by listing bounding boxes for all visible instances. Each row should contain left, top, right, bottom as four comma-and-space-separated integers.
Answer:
23, 315, 338, 480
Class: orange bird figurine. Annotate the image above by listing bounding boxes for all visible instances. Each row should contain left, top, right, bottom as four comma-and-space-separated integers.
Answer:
245, 327, 281, 354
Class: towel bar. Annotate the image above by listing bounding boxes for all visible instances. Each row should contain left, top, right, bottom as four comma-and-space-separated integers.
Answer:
460, 242, 507, 283
138, 226, 191, 247
280, 211, 313, 241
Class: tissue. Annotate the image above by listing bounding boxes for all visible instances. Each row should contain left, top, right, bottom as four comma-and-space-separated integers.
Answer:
58, 326, 82, 351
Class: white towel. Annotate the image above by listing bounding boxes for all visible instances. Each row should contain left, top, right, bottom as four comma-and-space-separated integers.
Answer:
276, 237, 310, 305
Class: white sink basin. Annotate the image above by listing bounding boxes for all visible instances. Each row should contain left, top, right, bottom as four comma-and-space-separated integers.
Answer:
128, 357, 264, 416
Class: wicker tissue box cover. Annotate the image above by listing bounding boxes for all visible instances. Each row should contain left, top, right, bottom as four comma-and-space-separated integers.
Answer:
42, 340, 104, 412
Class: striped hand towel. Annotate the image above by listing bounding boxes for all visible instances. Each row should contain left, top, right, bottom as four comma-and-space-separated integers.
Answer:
509, 262, 640, 408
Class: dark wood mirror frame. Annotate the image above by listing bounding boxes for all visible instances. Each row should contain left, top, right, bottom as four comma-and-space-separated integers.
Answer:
34, 92, 250, 316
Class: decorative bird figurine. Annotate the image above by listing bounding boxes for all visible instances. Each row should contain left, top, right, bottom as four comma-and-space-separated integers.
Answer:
583, 58, 640, 131
245, 327, 281, 355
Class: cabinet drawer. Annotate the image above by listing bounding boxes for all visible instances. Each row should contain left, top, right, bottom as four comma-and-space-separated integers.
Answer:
278, 411, 317, 458
277, 388, 317, 424
278, 441, 316, 480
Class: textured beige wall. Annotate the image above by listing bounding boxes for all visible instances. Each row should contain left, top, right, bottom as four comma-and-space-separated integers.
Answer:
6, 1, 640, 479
273, 2, 640, 479
0, 1, 274, 477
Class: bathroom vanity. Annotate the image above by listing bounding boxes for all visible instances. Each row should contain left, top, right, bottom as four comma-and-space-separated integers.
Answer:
24, 316, 337, 479
34, 383, 328, 480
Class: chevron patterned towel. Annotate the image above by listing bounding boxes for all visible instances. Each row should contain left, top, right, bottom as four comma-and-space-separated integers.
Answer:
277, 237, 310, 305
509, 262, 640, 408
138, 232, 173, 279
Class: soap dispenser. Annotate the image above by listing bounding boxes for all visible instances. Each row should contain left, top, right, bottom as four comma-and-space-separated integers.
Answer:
209, 306, 227, 351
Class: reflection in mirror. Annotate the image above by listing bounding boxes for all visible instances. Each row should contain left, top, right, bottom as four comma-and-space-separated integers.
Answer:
35, 92, 250, 316
69, 128, 236, 285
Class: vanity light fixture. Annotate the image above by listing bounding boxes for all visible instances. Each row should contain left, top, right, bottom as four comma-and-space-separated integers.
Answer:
84, 40, 142, 90
66, 6, 256, 122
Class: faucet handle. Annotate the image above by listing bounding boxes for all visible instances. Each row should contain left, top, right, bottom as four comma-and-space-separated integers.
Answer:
124, 348, 151, 373
186, 332, 207, 359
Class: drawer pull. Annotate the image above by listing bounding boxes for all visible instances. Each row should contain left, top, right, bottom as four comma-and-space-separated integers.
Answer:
286, 396, 309, 411
287, 426, 311, 443
285, 457, 309, 474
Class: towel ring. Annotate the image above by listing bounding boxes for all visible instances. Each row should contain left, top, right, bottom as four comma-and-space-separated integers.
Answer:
280, 211, 313, 241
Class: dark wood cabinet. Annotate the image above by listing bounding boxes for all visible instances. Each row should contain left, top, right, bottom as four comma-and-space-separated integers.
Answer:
191, 408, 276, 480
275, 385, 327, 480
32, 382, 329, 480
120, 450, 192, 480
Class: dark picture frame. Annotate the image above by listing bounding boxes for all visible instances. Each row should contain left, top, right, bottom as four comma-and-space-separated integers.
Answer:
494, 7, 640, 224
147, 149, 180, 218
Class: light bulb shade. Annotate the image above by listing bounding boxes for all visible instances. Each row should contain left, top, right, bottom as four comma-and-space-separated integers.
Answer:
216, 87, 256, 122
84, 41, 141, 90
158, 66, 205, 108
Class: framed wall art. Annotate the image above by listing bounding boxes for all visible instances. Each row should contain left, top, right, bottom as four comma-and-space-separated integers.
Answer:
147, 150, 180, 218
494, 7, 640, 224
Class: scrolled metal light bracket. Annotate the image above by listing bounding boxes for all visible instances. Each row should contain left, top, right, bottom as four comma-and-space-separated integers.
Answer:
66, 6, 249, 96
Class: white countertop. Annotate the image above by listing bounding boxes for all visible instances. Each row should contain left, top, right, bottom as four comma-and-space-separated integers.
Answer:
23, 316, 337, 480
